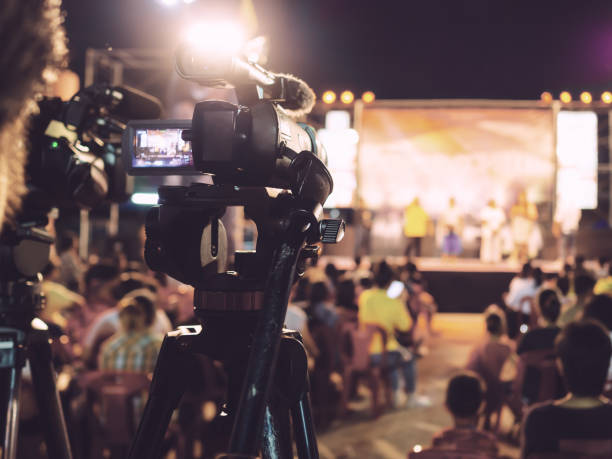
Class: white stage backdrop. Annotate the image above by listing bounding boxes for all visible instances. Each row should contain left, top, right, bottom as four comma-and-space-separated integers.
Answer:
359, 106, 555, 217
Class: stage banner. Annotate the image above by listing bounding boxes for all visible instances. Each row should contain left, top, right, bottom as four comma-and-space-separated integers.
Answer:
358, 105, 555, 254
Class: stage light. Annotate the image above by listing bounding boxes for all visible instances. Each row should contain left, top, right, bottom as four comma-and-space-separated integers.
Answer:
340, 90, 354, 104
362, 91, 376, 103
580, 91, 592, 104
322, 90, 336, 104
158, 0, 179, 6
602, 91, 612, 104
413, 445, 423, 453
183, 21, 245, 57
540, 91, 553, 103
560, 91, 572, 103
131, 193, 159, 205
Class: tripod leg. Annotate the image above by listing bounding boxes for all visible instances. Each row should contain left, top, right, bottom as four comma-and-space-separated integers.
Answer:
0, 328, 27, 459
128, 327, 197, 459
0, 365, 21, 459
28, 327, 72, 459
227, 235, 306, 457
291, 393, 318, 459
261, 401, 293, 459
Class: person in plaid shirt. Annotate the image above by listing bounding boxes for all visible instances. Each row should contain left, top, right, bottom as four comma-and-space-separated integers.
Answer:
98, 291, 163, 373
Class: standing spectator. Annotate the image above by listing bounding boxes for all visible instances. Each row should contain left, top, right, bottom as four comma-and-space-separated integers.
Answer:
359, 262, 429, 407
558, 274, 595, 327
403, 197, 429, 258
521, 321, 612, 458
431, 371, 498, 455
479, 199, 506, 263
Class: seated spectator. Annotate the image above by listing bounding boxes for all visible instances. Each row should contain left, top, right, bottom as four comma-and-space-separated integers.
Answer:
56, 230, 85, 292
506, 263, 537, 337
595, 256, 609, 280
466, 305, 516, 429
359, 262, 428, 407
559, 274, 595, 326
285, 278, 318, 358
583, 294, 612, 394
594, 263, 612, 296
306, 281, 338, 329
521, 320, 612, 458
67, 263, 119, 345
98, 293, 163, 373
83, 276, 172, 367
517, 289, 561, 354
335, 278, 359, 325
557, 263, 573, 298
40, 262, 85, 330
432, 371, 498, 456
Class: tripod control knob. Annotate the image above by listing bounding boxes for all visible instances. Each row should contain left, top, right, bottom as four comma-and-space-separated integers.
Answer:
319, 219, 345, 244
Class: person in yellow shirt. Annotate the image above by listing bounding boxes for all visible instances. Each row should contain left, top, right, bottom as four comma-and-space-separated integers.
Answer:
404, 197, 429, 258
359, 261, 430, 407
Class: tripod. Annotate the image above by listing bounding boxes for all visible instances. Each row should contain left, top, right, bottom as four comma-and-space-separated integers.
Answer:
128, 182, 343, 459
0, 227, 72, 459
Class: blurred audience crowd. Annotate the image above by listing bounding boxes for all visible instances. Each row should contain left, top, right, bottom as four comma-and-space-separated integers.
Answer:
27, 226, 612, 458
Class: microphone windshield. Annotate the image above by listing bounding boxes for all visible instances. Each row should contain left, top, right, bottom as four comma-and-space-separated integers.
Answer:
276, 74, 315, 117
111, 86, 163, 119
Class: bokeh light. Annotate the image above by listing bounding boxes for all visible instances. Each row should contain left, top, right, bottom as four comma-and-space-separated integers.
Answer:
540, 91, 552, 103
322, 90, 336, 104
340, 90, 354, 104
560, 91, 572, 103
362, 91, 376, 103
602, 91, 612, 104
580, 91, 592, 104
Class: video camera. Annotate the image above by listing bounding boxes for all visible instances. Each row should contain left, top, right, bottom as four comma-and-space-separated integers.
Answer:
122, 49, 342, 288
0, 83, 161, 285
125, 38, 343, 459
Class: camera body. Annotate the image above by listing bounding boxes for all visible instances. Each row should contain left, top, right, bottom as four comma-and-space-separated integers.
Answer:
124, 99, 326, 190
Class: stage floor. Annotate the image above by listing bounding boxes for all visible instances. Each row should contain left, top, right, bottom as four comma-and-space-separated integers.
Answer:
322, 256, 563, 273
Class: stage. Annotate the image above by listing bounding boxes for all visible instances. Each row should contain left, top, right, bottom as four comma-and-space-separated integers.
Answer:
324, 257, 563, 313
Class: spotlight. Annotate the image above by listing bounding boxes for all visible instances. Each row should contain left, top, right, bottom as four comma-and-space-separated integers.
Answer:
540, 91, 553, 103
322, 90, 336, 104
580, 91, 592, 104
340, 90, 354, 104
602, 91, 612, 104
183, 21, 245, 56
560, 91, 572, 103
362, 91, 376, 103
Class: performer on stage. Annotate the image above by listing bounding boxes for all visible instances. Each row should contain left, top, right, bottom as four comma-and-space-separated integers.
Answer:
553, 201, 581, 262
479, 199, 506, 263
440, 197, 462, 258
510, 191, 538, 262
404, 197, 429, 258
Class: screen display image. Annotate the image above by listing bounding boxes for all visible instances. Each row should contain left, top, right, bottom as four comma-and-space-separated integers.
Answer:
132, 128, 193, 168
359, 106, 555, 215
